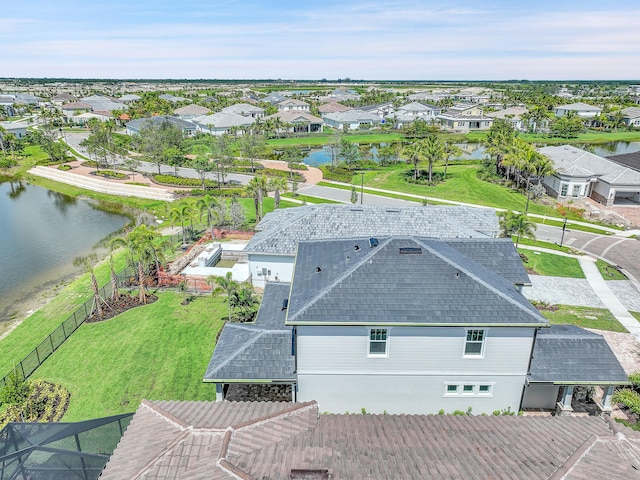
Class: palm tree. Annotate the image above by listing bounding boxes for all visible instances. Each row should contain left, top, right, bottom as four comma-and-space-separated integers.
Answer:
112, 225, 165, 304
169, 203, 193, 246
246, 175, 268, 222
483, 119, 517, 176
423, 134, 444, 183
107, 246, 121, 303
499, 211, 536, 248
442, 142, 462, 180
197, 194, 221, 240
73, 253, 104, 318
207, 272, 238, 321
230, 284, 259, 322
402, 140, 426, 180
268, 177, 288, 209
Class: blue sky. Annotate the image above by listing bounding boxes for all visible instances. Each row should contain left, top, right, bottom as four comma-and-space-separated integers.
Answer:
2, 0, 639, 80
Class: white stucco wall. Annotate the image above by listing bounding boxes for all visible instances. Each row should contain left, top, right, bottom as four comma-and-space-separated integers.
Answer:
248, 253, 295, 287
295, 325, 535, 414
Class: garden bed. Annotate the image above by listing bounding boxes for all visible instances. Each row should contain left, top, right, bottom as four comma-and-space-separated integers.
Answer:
86, 294, 158, 323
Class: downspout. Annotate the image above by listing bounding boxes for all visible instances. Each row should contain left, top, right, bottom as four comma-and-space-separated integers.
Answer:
519, 326, 540, 411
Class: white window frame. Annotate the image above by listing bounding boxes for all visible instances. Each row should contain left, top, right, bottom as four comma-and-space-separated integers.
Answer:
463, 329, 487, 358
367, 327, 390, 358
443, 382, 495, 397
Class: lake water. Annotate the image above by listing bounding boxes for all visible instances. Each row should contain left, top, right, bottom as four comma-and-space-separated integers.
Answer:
303, 141, 640, 165
0, 181, 129, 325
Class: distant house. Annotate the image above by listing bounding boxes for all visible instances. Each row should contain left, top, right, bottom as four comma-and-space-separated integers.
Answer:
264, 110, 323, 133
554, 102, 601, 118
102, 399, 640, 480
539, 145, 640, 206
50, 93, 77, 106
71, 111, 111, 125
206, 235, 626, 415
0, 121, 29, 139
60, 102, 93, 119
359, 101, 394, 119
322, 109, 380, 130
193, 112, 255, 136
393, 102, 441, 127
158, 93, 189, 103
277, 98, 310, 112
317, 102, 352, 114
118, 94, 141, 104
125, 115, 197, 137
437, 112, 493, 131
80, 95, 128, 112
619, 106, 640, 127
485, 106, 530, 131
0, 96, 16, 116
242, 204, 501, 287
260, 92, 288, 104
220, 103, 265, 119
173, 104, 211, 120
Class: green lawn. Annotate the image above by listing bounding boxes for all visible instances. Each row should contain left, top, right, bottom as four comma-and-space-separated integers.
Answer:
596, 259, 628, 281
631, 312, 640, 322
282, 193, 340, 204
516, 237, 576, 254
34, 292, 224, 421
533, 217, 618, 234
539, 305, 627, 332
518, 250, 585, 278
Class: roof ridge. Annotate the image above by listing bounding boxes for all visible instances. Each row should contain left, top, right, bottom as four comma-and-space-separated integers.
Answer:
548, 434, 599, 480
132, 429, 191, 480
288, 237, 390, 322
141, 400, 190, 429
414, 238, 546, 323
206, 327, 265, 375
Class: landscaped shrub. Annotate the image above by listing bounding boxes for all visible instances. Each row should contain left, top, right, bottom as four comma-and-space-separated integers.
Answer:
612, 388, 640, 415
57, 164, 72, 171
320, 166, 354, 183
93, 170, 127, 179
0, 379, 70, 428
153, 174, 219, 188
175, 188, 245, 197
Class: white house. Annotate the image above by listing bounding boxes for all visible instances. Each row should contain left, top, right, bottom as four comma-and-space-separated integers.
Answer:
264, 110, 323, 133
242, 204, 501, 288
220, 103, 265, 118
437, 113, 493, 131
539, 145, 640, 206
80, 95, 128, 112
554, 102, 601, 118
620, 106, 640, 127
485, 106, 529, 131
276, 99, 310, 112
322, 109, 380, 130
60, 102, 92, 119
125, 116, 198, 137
205, 236, 626, 415
173, 104, 212, 120
0, 121, 29, 139
193, 112, 256, 136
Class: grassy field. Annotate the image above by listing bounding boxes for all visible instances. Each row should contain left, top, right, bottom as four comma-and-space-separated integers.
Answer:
533, 217, 618, 234
519, 250, 585, 278
596, 259, 628, 281
34, 292, 224, 420
539, 305, 627, 332
516, 237, 576, 254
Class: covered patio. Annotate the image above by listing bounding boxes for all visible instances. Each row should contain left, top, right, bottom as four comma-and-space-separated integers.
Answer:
522, 325, 629, 415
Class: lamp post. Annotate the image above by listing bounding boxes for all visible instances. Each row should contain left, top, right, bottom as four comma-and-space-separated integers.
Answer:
359, 171, 365, 205
559, 216, 568, 247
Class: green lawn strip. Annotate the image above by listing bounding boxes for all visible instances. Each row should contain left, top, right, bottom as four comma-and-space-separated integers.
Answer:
631, 312, 640, 322
34, 292, 223, 421
59, 138, 90, 161
315, 181, 446, 204
515, 237, 576, 254
0, 251, 129, 375
282, 193, 340, 204
518, 250, 585, 278
539, 305, 627, 333
532, 217, 618, 234
596, 259, 628, 281
519, 130, 640, 144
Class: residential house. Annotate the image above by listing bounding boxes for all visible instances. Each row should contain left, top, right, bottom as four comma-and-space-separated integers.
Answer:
101, 399, 640, 480
277, 98, 310, 111
242, 204, 500, 287
554, 102, 602, 118
125, 115, 198, 137
0, 96, 16, 116
50, 93, 77, 106
260, 91, 288, 104
0, 121, 29, 139
318, 88, 360, 102
539, 145, 640, 205
71, 111, 111, 125
619, 106, 640, 127
220, 103, 265, 119
322, 109, 380, 130
445, 103, 484, 116
264, 110, 323, 133
193, 111, 255, 136
438, 112, 494, 131
317, 102, 352, 114
118, 94, 141, 104
485, 106, 530, 131
206, 235, 626, 415
80, 95, 128, 112
408, 90, 448, 103
393, 101, 441, 127
60, 101, 93, 119
453, 87, 494, 104
173, 104, 212, 120
158, 93, 189, 103
359, 101, 394, 119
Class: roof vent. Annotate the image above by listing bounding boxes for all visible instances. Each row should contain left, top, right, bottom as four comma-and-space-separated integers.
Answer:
282, 298, 289, 310
354, 245, 360, 251
290, 469, 330, 480
385, 208, 400, 213
455, 272, 460, 279
399, 247, 422, 254
316, 266, 322, 273
369, 238, 379, 248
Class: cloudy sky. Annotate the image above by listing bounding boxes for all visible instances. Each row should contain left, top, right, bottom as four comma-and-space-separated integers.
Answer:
2, 0, 639, 80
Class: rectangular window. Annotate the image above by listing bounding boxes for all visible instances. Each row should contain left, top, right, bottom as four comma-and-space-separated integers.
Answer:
446, 385, 458, 394
444, 383, 494, 397
478, 385, 491, 395
572, 185, 581, 197
462, 385, 474, 394
369, 328, 388, 356
561, 184, 568, 196
464, 329, 485, 357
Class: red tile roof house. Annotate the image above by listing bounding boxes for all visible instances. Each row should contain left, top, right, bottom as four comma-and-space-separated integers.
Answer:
204, 232, 628, 417
100, 399, 640, 479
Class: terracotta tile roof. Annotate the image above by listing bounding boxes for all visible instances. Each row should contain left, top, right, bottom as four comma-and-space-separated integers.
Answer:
102, 400, 640, 480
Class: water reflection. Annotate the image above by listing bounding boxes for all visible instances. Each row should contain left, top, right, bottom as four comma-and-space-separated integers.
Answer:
47, 189, 77, 214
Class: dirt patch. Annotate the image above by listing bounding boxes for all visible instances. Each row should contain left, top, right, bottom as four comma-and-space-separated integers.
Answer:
85, 294, 158, 323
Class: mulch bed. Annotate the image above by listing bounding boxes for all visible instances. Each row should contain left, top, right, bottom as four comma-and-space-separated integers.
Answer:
85, 294, 158, 323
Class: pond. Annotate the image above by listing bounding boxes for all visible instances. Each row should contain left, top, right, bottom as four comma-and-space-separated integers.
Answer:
303, 141, 640, 166
0, 180, 130, 329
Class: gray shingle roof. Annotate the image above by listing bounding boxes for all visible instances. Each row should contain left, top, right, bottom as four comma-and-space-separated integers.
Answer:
193, 111, 255, 128
529, 325, 629, 384
286, 237, 547, 326
204, 283, 295, 382
245, 204, 499, 255
322, 109, 380, 123
104, 400, 640, 480
126, 115, 196, 132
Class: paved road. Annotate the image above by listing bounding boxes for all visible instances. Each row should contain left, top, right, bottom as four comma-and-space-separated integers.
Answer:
535, 224, 640, 284
298, 184, 419, 206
